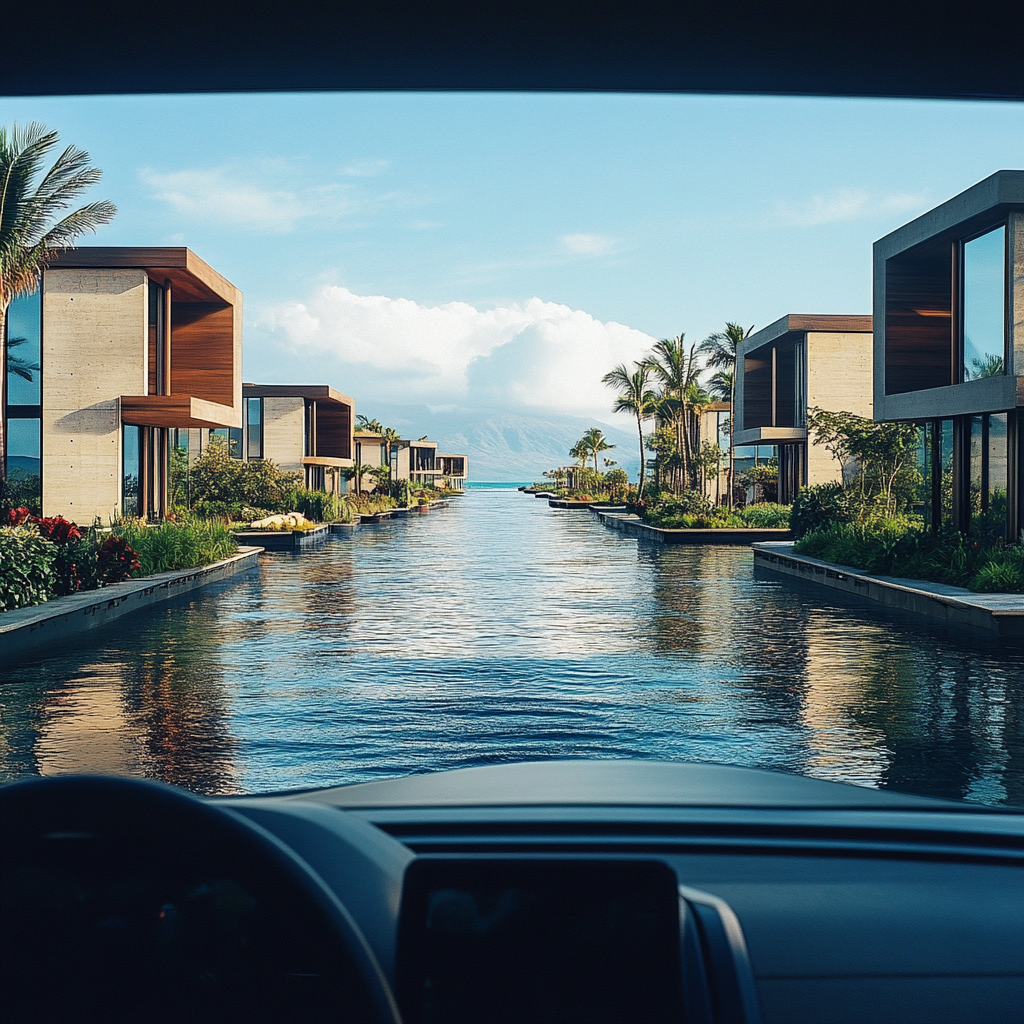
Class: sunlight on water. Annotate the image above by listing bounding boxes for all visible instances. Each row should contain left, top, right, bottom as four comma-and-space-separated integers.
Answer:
2, 490, 1022, 804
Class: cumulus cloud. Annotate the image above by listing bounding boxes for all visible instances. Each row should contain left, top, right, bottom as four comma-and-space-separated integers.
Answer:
254, 286, 656, 418
560, 233, 616, 256
768, 188, 928, 227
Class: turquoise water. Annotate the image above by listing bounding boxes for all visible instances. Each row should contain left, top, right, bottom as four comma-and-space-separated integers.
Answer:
1, 490, 1022, 803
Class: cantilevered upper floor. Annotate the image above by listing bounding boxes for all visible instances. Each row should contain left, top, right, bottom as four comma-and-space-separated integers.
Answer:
873, 170, 1024, 423
48, 246, 243, 430
734, 314, 873, 501
241, 384, 355, 494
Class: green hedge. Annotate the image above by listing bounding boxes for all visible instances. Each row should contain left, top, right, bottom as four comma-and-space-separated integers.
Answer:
795, 521, 1024, 593
0, 526, 58, 611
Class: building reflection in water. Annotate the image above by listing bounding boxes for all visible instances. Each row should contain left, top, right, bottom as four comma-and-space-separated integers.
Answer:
0, 590, 242, 794
1, 493, 1022, 806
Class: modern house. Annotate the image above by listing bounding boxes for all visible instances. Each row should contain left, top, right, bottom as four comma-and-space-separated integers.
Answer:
873, 170, 1023, 539
352, 430, 468, 491
733, 314, 874, 503
435, 453, 468, 490
238, 384, 355, 495
3, 247, 242, 522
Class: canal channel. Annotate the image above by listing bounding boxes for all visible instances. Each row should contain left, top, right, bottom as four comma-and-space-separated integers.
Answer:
1, 488, 1021, 804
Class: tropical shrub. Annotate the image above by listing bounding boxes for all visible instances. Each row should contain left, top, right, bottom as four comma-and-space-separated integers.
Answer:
288, 488, 343, 522
790, 483, 854, 538
740, 503, 790, 529
794, 521, 1023, 593
112, 518, 236, 576
0, 525, 58, 611
187, 437, 300, 514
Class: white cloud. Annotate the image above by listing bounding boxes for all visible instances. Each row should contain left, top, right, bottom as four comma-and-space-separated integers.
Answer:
560, 232, 616, 256
343, 159, 390, 177
768, 188, 928, 227
254, 286, 655, 418
140, 161, 411, 232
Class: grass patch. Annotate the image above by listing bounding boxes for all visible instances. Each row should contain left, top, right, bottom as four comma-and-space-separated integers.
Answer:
114, 518, 238, 576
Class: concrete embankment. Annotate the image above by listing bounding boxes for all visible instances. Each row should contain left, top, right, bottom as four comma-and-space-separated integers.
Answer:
0, 546, 262, 666
753, 541, 1024, 638
594, 509, 793, 545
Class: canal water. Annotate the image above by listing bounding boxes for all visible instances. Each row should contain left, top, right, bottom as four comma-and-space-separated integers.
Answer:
2, 489, 1022, 804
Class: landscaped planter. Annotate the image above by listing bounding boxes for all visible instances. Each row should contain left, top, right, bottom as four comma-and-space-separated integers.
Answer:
232, 524, 331, 549
594, 510, 792, 545
359, 511, 395, 523
548, 499, 596, 510
753, 542, 1024, 637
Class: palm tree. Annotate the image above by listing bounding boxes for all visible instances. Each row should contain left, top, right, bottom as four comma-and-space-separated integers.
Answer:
644, 334, 702, 493
602, 362, 657, 496
1, 122, 117, 475
356, 415, 384, 433
698, 322, 754, 509
582, 427, 615, 474
5, 336, 39, 382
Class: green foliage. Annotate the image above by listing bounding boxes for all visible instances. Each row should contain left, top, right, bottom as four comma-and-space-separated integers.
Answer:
0, 525, 57, 610
806, 407, 920, 515
288, 488, 343, 522
790, 483, 855, 538
795, 521, 1023, 593
740, 503, 790, 529
188, 437, 299, 514
112, 518, 238, 576
0, 473, 42, 516
736, 461, 778, 504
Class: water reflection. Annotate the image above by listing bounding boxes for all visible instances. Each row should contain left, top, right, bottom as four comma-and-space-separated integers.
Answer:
1, 490, 1021, 804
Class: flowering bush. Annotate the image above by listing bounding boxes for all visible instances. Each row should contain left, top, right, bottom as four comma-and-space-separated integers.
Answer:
98, 535, 141, 583
0, 525, 58, 611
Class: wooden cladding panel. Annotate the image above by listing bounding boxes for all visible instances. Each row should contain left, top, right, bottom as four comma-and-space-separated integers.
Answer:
171, 302, 235, 407
885, 243, 953, 395
313, 399, 352, 460
743, 352, 773, 429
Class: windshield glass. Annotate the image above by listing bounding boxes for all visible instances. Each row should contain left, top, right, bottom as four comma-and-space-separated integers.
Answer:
1, 93, 1022, 805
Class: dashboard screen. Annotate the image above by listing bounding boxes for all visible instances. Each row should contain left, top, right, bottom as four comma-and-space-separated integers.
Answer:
397, 859, 684, 1024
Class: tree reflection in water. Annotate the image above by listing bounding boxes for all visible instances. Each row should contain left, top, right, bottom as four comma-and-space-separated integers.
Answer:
1, 491, 1021, 805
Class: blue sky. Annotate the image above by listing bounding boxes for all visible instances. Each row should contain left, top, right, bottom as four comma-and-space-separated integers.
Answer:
3, 92, 1022, 421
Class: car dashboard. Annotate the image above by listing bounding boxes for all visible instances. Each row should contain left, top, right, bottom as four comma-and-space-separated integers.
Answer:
2, 761, 1022, 1023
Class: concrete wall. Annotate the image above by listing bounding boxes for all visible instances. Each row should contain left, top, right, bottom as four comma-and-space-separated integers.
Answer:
806, 331, 874, 486
42, 269, 148, 522
262, 397, 304, 472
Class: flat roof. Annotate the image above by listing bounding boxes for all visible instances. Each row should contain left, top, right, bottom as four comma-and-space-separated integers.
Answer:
874, 170, 1024, 261
737, 314, 872, 359
244, 384, 355, 406
49, 246, 239, 305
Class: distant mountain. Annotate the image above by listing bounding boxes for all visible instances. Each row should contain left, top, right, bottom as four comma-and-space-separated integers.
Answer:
366, 404, 641, 482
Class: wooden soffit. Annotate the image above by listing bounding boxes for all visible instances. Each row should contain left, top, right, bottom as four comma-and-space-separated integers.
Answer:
120, 395, 239, 429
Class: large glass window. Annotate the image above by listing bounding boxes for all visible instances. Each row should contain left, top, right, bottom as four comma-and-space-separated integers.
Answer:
987, 413, 1008, 539
247, 397, 263, 459
123, 425, 141, 517
962, 226, 1005, 380
5, 417, 42, 514
6, 285, 42, 405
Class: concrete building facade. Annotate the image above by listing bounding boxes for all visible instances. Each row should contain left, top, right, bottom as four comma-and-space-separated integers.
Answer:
734, 314, 874, 504
3, 247, 242, 523
873, 170, 1024, 539
239, 384, 355, 495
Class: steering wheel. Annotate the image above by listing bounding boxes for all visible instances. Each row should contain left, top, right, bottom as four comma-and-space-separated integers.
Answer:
0, 775, 401, 1024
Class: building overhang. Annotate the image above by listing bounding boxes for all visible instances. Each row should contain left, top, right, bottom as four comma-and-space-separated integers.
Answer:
734, 426, 806, 446
302, 456, 354, 468
876, 375, 1024, 423
120, 395, 239, 429
737, 314, 873, 361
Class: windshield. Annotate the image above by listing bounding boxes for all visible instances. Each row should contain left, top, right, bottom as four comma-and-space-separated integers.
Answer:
1, 93, 1022, 805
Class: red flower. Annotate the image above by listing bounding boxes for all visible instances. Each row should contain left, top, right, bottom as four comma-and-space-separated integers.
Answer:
98, 535, 141, 584
33, 516, 82, 545
5, 507, 32, 527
